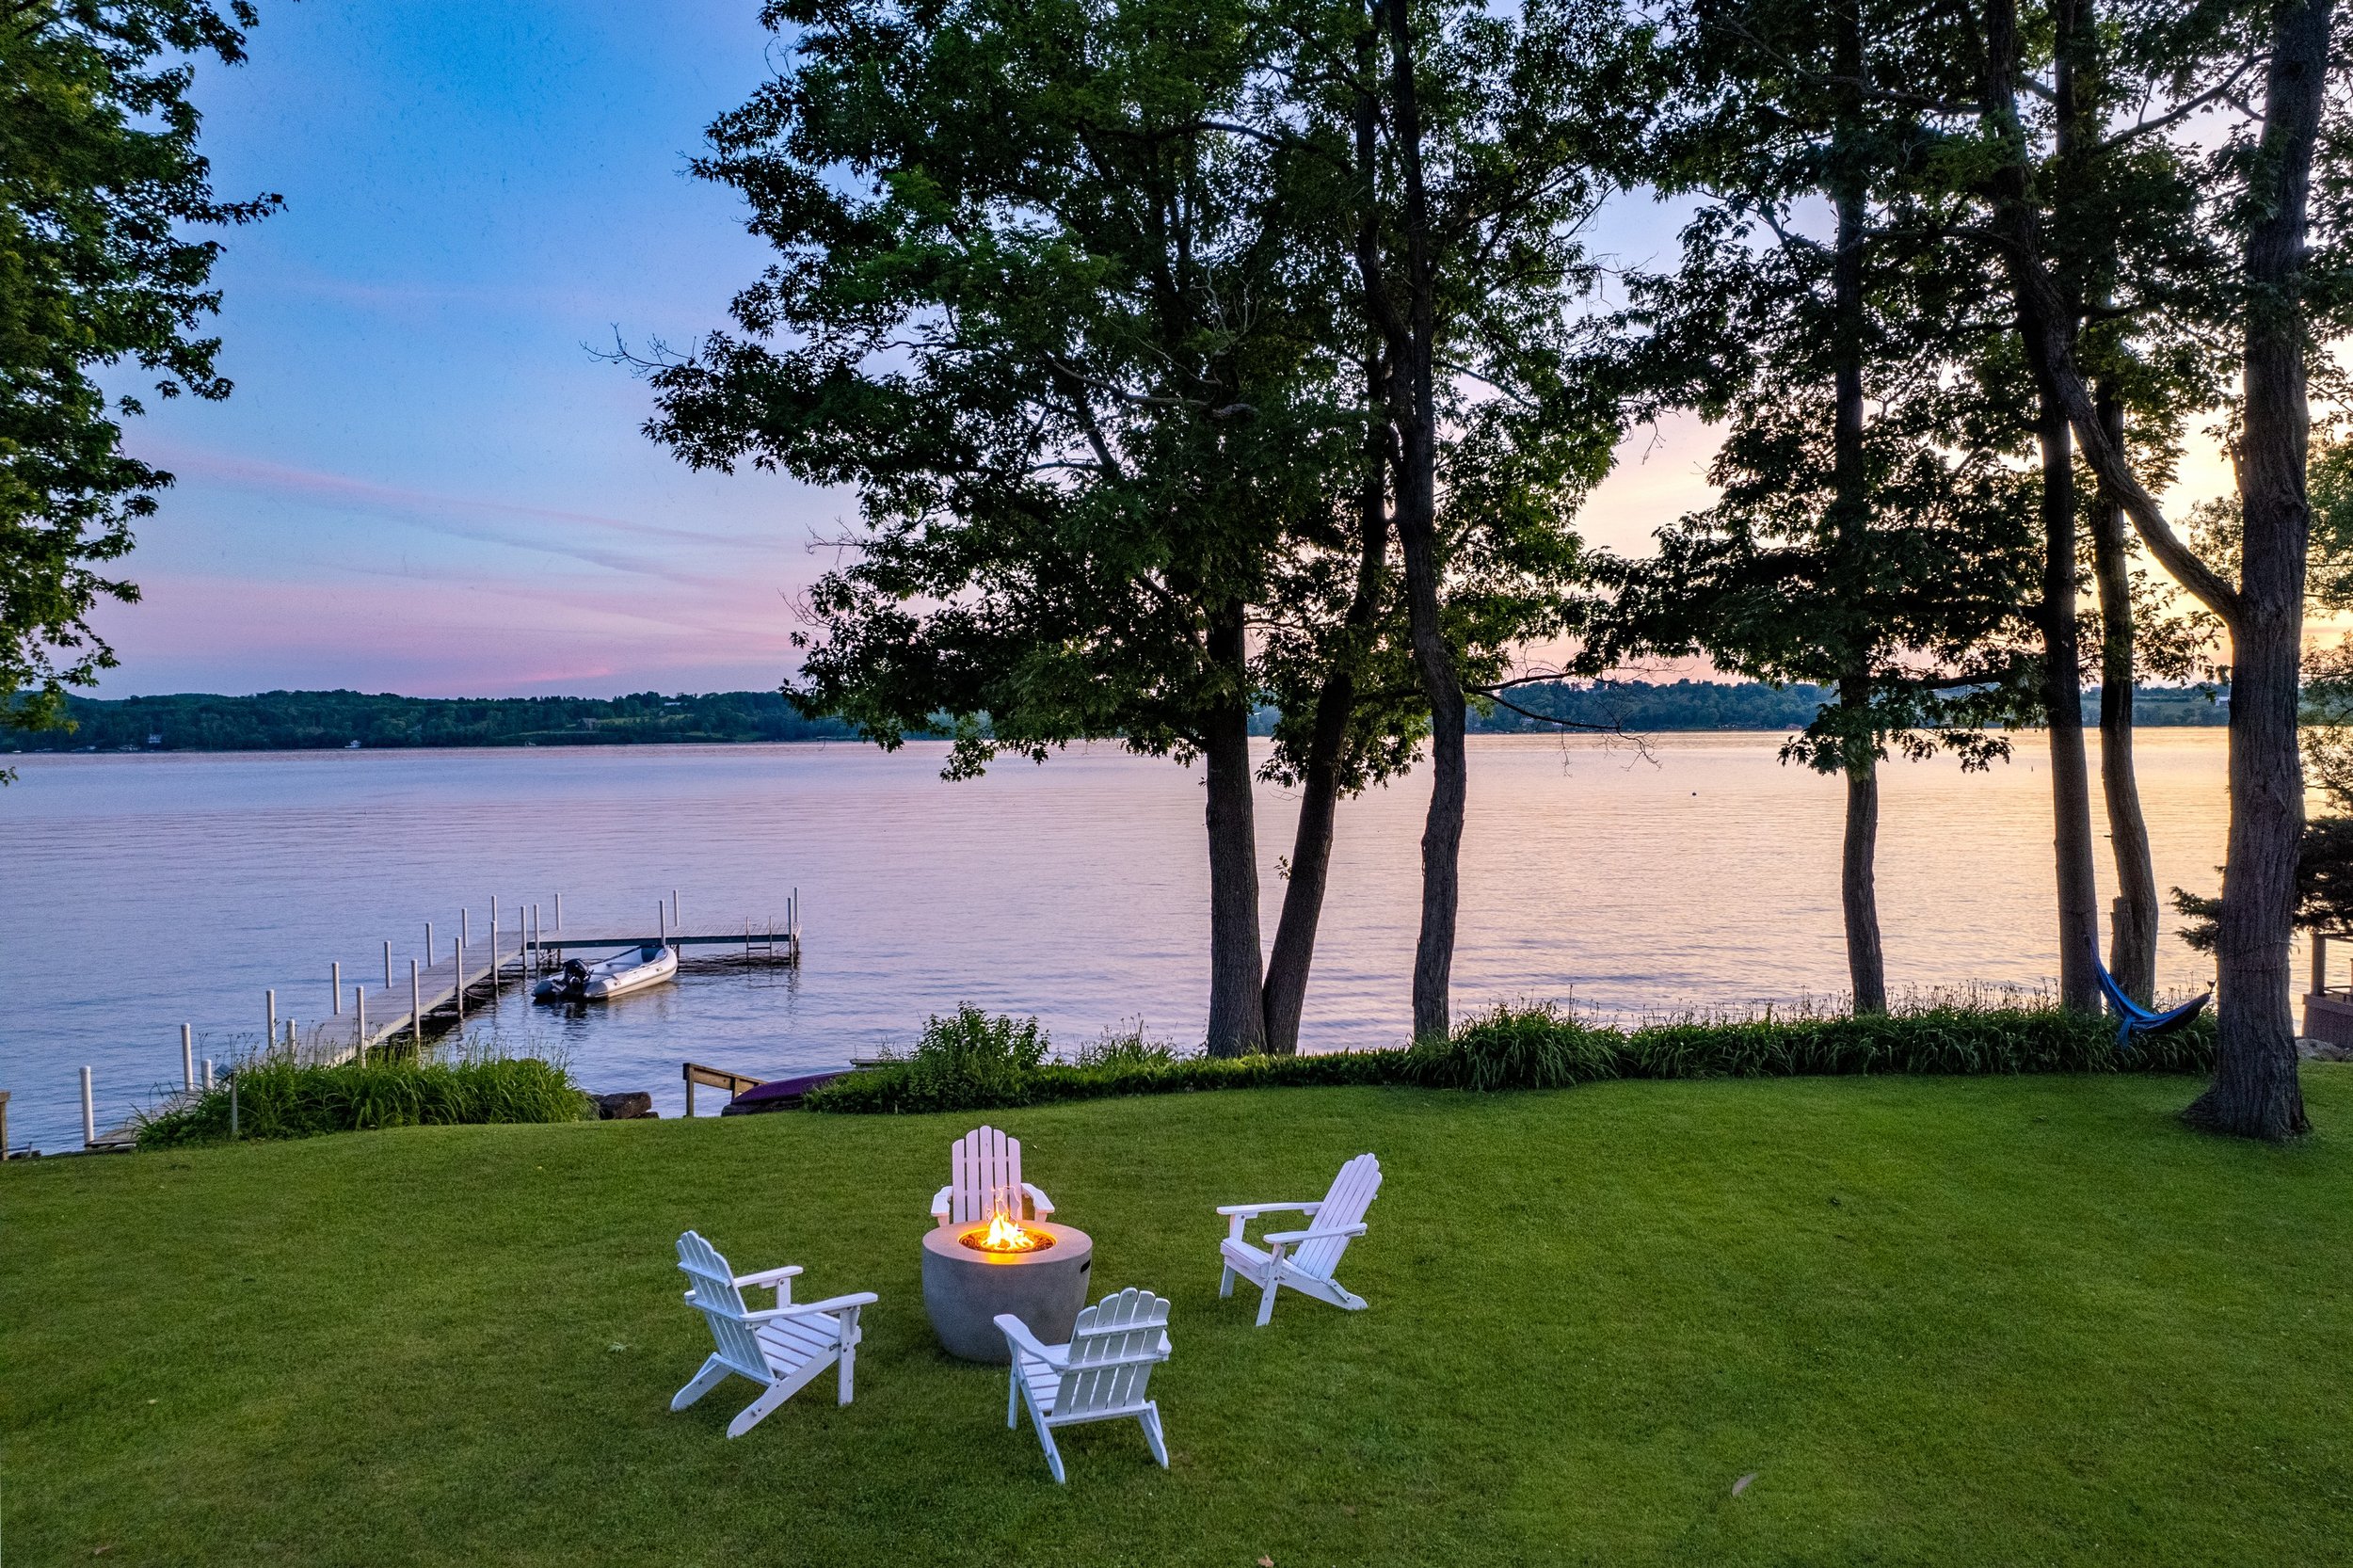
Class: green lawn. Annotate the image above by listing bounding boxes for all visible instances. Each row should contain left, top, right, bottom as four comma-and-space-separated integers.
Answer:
8, 1073, 2352, 1566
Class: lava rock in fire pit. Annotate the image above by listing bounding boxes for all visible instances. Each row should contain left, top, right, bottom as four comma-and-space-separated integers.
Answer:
920, 1221, 1093, 1362
592, 1092, 657, 1120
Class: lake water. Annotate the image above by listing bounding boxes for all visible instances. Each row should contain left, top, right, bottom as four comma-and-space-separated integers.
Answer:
0, 731, 2246, 1149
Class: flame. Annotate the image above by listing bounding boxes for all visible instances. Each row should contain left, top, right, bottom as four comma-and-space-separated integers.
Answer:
961, 1210, 1053, 1254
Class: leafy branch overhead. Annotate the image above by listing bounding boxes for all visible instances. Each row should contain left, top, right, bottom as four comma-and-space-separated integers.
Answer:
0, 0, 279, 736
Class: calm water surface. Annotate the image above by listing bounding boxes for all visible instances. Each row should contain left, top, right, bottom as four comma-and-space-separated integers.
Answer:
1, 732, 2240, 1147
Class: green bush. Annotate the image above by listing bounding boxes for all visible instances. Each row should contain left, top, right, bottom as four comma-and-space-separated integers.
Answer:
138, 1056, 591, 1146
804, 1000, 2217, 1113
810, 1006, 1051, 1114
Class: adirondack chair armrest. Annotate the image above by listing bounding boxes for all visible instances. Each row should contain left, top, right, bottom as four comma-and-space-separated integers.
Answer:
731, 1264, 803, 1289
777, 1290, 880, 1320
1261, 1222, 1369, 1253
1022, 1181, 1055, 1217
930, 1184, 953, 1222
1218, 1200, 1320, 1242
993, 1313, 1067, 1368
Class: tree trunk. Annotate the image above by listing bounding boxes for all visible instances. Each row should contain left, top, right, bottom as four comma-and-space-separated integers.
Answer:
1840, 679, 1888, 1013
1976, 0, 2320, 1133
2041, 389, 2102, 1011
1262, 385, 1391, 1055
2091, 384, 2159, 1002
2183, 0, 2327, 1139
1201, 607, 1268, 1057
1382, 0, 1465, 1043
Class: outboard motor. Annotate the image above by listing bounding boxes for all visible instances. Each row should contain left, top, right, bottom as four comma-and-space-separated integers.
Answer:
535, 956, 593, 1002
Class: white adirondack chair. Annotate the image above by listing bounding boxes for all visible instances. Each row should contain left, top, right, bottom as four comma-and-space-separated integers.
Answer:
669, 1230, 878, 1438
932, 1124, 1056, 1227
997, 1288, 1173, 1483
1217, 1152, 1381, 1326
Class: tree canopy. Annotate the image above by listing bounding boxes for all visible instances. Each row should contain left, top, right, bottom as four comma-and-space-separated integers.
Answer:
0, 0, 277, 738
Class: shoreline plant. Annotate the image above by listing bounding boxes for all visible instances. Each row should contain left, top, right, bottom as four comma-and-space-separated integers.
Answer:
801, 1000, 2216, 1113
138, 1054, 589, 1146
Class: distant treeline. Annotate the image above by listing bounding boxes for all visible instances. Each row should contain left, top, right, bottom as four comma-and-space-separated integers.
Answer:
4, 680, 2226, 754
1464, 679, 2229, 734
1, 690, 858, 752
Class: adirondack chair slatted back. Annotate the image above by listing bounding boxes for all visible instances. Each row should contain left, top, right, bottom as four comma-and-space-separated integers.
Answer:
1295, 1154, 1381, 1279
677, 1231, 768, 1381
950, 1126, 1025, 1225
1055, 1288, 1170, 1418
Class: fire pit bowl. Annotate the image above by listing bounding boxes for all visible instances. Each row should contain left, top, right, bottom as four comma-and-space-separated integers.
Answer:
920, 1220, 1094, 1362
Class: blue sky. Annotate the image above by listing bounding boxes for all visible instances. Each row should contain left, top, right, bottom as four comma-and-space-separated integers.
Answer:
91, 2, 2225, 699
98, 2, 844, 696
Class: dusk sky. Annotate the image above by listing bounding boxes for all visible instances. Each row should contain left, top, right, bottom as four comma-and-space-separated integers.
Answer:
94, 1, 2230, 700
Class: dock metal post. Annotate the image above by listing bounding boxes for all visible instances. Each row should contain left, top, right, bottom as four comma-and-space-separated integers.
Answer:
426, 921, 434, 964
385, 939, 392, 988
203, 1058, 215, 1091
659, 901, 667, 946
461, 906, 471, 956
2313, 933, 2329, 997
80, 1065, 94, 1147
684, 1064, 695, 1119
455, 936, 465, 1023
531, 904, 540, 976
182, 1023, 194, 1090
265, 989, 277, 1053
490, 896, 499, 973
332, 962, 342, 1015
554, 891, 562, 931
411, 958, 423, 1048
355, 986, 367, 1063
285, 1019, 296, 1058
672, 888, 680, 930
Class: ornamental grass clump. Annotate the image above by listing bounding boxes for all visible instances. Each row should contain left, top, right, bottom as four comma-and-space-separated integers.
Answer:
138, 1055, 590, 1145
1401, 1003, 1622, 1089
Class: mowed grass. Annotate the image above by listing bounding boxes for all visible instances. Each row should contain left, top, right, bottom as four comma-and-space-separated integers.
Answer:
7, 1073, 2352, 1566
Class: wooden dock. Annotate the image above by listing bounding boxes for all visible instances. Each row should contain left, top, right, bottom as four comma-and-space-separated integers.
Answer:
60, 892, 801, 1153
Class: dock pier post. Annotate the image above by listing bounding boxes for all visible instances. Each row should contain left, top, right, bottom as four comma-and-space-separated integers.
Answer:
411, 959, 422, 1049
355, 987, 367, 1063
182, 1023, 194, 1090
332, 962, 342, 1015
79, 1066, 94, 1148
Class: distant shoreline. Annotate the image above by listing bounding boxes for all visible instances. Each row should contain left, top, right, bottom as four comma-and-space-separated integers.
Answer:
3, 680, 2228, 755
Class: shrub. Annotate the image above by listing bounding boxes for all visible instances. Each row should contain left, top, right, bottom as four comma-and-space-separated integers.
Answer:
1402, 1004, 1623, 1089
804, 1000, 2217, 1113
808, 1006, 1051, 1114
138, 1056, 591, 1146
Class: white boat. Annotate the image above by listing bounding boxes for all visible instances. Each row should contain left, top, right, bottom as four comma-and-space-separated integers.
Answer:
535, 943, 678, 1002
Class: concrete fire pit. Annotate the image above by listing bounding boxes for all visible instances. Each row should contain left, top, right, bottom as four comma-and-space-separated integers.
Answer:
920, 1220, 1093, 1363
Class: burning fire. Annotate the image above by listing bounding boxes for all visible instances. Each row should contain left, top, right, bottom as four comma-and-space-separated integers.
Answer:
961, 1210, 1054, 1255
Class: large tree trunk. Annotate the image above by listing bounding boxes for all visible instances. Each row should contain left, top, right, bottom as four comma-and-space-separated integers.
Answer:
1839, 679, 1888, 1013
1262, 388, 1391, 1055
1977, 0, 2322, 1134
1202, 607, 1268, 1057
1382, 0, 1465, 1043
2040, 390, 2102, 1011
2182, 0, 2327, 1139
2091, 385, 2159, 1003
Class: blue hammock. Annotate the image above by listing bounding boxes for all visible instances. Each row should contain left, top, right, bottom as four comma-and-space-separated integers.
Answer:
2091, 945, 2209, 1049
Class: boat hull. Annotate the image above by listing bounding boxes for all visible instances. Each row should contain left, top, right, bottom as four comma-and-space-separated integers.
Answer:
534, 944, 679, 1002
